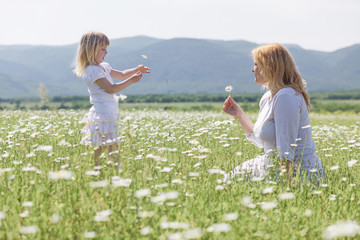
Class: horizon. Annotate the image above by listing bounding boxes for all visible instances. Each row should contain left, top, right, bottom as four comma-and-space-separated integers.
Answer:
0, 35, 358, 53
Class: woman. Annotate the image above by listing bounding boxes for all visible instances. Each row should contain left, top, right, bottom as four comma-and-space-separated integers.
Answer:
223, 43, 324, 183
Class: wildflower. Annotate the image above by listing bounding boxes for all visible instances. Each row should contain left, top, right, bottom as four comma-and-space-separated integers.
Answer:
86, 170, 100, 176
323, 221, 360, 239
20, 210, 29, 218
135, 188, 151, 198
225, 86, 233, 93
138, 211, 154, 218
19, 225, 38, 234
262, 187, 273, 194
112, 177, 132, 187
22, 201, 34, 207
37, 145, 53, 152
0, 211, 5, 220
161, 221, 190, 229
279, 192, 295, 200
347, 159, 358, 167
50, 214, 61, 223
330, 165, 339, 171
223, 212, 238, 221
260, 201, 277, 210
84, 231, 97, 238
141, 55, 148, 59
206, 223, 232, 233
304, 209, 312, 217
183, 228, 203, 239
94, 209, 112, 222
48, 170, 73, 180
90, 180, 109, 188
140, 226, 152, 235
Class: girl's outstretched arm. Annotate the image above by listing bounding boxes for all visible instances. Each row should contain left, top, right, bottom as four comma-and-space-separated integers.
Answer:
95, 72, 143, 94
223, 96, 254, 136
111, 65, 150, 80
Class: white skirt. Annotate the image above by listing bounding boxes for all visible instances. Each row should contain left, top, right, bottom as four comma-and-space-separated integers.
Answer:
80, 107, 121, 146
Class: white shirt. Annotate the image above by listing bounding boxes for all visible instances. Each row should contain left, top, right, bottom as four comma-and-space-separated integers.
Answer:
82, 62, 118, 114
247, 88, 323, 169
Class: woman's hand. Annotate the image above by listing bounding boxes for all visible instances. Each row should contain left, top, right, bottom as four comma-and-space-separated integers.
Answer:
223, 96, 241, 117
136, 65, 150, 74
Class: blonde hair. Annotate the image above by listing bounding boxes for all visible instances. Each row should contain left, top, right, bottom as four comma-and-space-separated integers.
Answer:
74, 31, 110, 77
252, 43, 311, 110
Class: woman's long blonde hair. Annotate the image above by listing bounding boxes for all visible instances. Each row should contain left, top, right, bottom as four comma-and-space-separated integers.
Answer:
74, 31, 109, 77
252, 43, 311, 110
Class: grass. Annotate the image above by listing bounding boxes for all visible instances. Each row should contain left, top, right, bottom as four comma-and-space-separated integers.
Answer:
0, 109, 359, 239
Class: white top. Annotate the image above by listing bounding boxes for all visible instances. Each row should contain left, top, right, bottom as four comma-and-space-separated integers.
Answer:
247, 87, 322, 170
82, 62, 118, 114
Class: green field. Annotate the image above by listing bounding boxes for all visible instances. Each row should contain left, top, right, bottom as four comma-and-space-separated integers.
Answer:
0, 109, 360, 239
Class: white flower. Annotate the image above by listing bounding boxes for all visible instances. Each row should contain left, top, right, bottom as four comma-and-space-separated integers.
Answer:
19, 225, 38, 234
0, 211, 6, 220
94, 209, 112, 222
22, 201, 34, 207
223, 212, 238, 221
206, 223, 232, 233
141, 55, 148, 59
90, 180, 109, 188
323, 221, 360, 239
279, 192, 295, 200
225, 86, 233, 93
262, 187, 274, 194
161, 221, 190, 229
304, 209, 312, 217
116, 94, 127, 101
330, 165, 340, 171
135, 188, 151, 198
138, 211, 154, 218
183, 228, 203, 239
84, 231, 97, 238
50, 214, 61, 223
48, 170, 73, 180
260, 201, 277, 210
112, 177, 132, 187
347, 159, 358, 167
140, 226, 152, 235
86, 170, 100, 176
37, 145, 53, 152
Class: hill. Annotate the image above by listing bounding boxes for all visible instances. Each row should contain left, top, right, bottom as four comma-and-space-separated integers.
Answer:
0, 36, 359, 98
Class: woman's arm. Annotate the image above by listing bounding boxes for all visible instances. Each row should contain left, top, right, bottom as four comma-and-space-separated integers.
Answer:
223, 96, 254, 136
110, 65, 150, 80
95, 72, 143, 94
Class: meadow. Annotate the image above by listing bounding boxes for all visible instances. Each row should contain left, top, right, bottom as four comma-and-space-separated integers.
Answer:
0, 109, 359, 239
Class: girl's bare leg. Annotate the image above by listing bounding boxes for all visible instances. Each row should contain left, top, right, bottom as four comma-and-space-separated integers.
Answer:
108, 143, 120, 168
94, 145, 107, 167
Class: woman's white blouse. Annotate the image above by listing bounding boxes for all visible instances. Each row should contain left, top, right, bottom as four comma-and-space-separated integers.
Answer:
247, 88, 322, 169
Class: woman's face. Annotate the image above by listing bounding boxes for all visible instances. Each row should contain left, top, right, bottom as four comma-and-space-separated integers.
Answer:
252, 63, 266, 86
95, 45, 108, 65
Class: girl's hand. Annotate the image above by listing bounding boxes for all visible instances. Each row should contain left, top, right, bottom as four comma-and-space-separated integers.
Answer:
137, 65, 150, 74
223, 96, 241, 117
131, 72, 143, 83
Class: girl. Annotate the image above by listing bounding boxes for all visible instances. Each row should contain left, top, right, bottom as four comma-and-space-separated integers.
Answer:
74, 31, 150, 166
223, 43, 324, 183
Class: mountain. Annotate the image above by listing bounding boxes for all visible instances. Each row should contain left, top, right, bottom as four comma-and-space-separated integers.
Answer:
0, 36, 359, 98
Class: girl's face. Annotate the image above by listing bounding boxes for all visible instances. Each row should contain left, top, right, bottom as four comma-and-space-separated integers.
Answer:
251, 63, 266, 86
95, 45, 108, 65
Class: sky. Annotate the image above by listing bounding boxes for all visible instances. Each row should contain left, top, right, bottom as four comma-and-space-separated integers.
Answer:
1, 0, 359, 52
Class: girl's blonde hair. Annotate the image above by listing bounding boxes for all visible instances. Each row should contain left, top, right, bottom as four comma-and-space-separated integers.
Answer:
252, 43, 311, 110
74, 31, 110, 77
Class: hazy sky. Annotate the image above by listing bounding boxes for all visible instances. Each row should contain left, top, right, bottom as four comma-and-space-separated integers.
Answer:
1, 0, 359, 51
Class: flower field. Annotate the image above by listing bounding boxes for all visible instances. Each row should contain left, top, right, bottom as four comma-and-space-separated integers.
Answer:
0, 110, 359, 239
